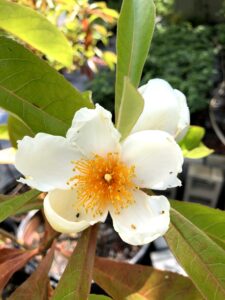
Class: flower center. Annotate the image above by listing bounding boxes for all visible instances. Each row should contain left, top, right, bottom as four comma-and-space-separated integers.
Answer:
68, 152, 137, 215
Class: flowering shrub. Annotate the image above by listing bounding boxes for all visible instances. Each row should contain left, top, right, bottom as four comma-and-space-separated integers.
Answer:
0, 0, 224, 299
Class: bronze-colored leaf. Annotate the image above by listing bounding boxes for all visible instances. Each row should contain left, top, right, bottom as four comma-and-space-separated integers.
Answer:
0, 248, 38, 291
94, 257, 203, 300
9, 242, 55, 300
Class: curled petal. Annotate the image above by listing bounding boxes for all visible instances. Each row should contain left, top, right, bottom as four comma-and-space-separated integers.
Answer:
66, 104, 121, 157
110, 190, 170, 245
132, 79, 190, 139
122, 130, 183, 190
44, 189, 108, 233
15, 133, 80, 192
173, 89, 190, 141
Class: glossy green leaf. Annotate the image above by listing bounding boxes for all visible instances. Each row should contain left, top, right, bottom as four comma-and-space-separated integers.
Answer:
0, 124, 9, 140
115, 0, 155, 120
8, 115, 34, 148
9, 242, 55, 300
0, 37, 93, 137
0, 189, 40, 222
0, 0, 73, 67
116, 77, 144, 139
165, 208, 225, 300
179, 126, 213, 159
52, 226, 98, 300
94, 257, 203, 300
171, 200, 225, 250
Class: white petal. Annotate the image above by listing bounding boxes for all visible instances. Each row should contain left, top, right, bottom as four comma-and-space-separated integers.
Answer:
110, 190, 170, 245
174, 89, 190, 141
15, 133, 81, 192
122, 130, 183, 190
132, 79, 190, 138
66, 104, 121, 157
44, 189, 108, 233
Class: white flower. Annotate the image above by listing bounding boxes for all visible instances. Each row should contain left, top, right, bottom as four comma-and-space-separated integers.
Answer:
15, 104, 183, 245
132, 79, 190, 141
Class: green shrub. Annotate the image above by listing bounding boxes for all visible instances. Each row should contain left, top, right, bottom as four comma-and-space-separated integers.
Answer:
142, 23, 219, 113
88, 23, 225, 114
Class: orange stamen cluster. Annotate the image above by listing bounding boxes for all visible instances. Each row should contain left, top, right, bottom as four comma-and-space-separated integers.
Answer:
68, 153, 137, 215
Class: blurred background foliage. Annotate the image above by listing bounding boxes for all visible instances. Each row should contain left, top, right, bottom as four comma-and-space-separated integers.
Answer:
8, 0, 225, 114
88, 0, 225, 114
12, 0, 118, 74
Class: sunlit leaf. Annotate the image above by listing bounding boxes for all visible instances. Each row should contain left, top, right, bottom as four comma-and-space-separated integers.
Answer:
0, 37, 93, 137
171, 200, 225, 251
52, 226, 98, 300
179, 126, 213, 159
165, 208, 225, 300
116, 77, 144, 139
94, 257, 203, 300
182, 143, 214, 159
115, 0, 155, 120
0, 189, 40, 222
0, 0, 73, 67
0, 124, 9, 140
9, 242, 55, 300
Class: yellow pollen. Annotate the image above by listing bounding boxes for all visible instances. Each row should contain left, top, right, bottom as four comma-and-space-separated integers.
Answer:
68, 152, 137, 215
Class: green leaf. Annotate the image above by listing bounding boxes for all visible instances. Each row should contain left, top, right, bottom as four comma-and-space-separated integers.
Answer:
8, 115, 34, 148
0, 37, 93, 137
171, 200, 225, 251
94, 257, 203, 300
165, 208, 225, 300
0, 124, 9, 140
116, 77, 144, 139
115, 0, 155, 120
8, 242, 55, 300
88, 295, 112, 300
180, 126, 205, 150
179, 126, 213, 159
182, 142, 214, 159
0, 0, 73, 67
52, 226, 98, 300
0, 189, 40, 222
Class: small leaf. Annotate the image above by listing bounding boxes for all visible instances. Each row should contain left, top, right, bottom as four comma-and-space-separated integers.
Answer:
52, 226, 98, 300
171, 200, 225, 250
180, 126, 205, 150
0, 248, 38, 291
8, 115, 34, 148
0, 37, 93, 137
116, 77, 144, 139
94, 257, 203, 300
9, 242, 55, 300
0, 124, 9, 140
179, 126, 213, 159
182, 142, 214, 159
165, 208, 225, 300
0, 0, 73, 67
115, 0, 155, 120
0, 189, 41, 222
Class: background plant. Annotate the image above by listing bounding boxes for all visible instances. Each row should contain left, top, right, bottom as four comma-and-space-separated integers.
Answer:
12, 0, 118, 74
0, 0, 224, 299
